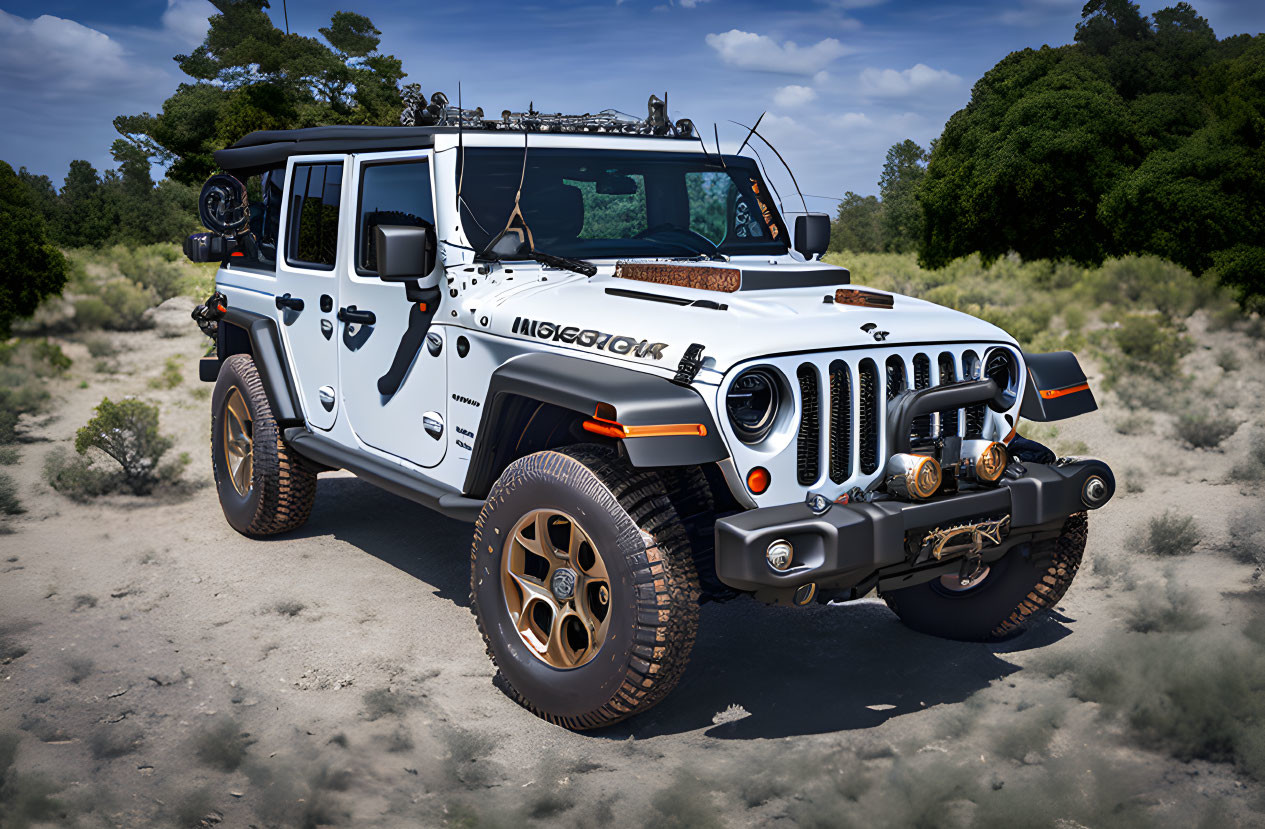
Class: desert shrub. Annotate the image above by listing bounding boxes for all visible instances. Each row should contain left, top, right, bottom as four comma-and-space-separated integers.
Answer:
1103, 314, 1192, 385
1091, 550, 1138, 589
0, 339, 69, 442
0, 472, 22, 516
43, 448, 114, 501
1114, 413, 1152, 436
148, 356, 183, 390
1137, 511, 1200, 557
1174, 410, 1239, 449
1111, 373, 1189, 412
97, 280, 156, 332
1229, 432, 1265, 482
63, 398, 176, 496
1222, 510, 1265, 570
1216, 348, 1241, 373
0, 446, 18, 465
1051, 629, 1265, 779
31, 341, 70, 374
1123, 467, 1146, 494
82, 334, 117, 358
1126, 572, 1208, 633
192, 717, 250, 771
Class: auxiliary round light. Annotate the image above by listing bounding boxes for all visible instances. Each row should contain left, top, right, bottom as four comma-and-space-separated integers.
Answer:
766, 539, 794, 571
910, 456, 942, 498
885, 453, 941, 500
974, 441, 1008, 483
746, 466, 771, 495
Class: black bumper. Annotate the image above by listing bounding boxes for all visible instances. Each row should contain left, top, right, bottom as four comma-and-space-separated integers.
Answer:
713, 459, 1113, 594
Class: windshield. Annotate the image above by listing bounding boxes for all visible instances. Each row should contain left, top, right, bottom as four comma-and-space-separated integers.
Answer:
458, 148, 790, 260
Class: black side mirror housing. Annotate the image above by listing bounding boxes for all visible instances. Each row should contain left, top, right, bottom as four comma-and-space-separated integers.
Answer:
794, 213, 831, 259
375, 224, 438, 287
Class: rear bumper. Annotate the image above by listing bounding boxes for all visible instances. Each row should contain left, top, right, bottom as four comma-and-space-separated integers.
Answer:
713, 458, 1113, 595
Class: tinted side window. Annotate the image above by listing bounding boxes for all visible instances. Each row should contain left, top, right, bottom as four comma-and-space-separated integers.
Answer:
287, 163, 343, 269
237, 166, 283, 269
356, 160, 435, 273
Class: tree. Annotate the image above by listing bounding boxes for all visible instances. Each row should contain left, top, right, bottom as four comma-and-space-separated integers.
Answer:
829, 192, 884, 253
878, 140, 929, 254
115, 1, 405, 185
0, 161, 69, 337
918, 1, 1264, 306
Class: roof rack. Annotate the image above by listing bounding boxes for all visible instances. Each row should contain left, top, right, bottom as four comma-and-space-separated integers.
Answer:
399, 85, 696, 139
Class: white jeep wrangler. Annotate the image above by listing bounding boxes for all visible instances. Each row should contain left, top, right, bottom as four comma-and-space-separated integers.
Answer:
189, 100, 1113, 729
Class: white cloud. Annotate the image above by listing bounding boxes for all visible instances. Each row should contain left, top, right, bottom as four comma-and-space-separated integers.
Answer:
831, 112, 873, 130
813, 70, 832, 86
773, 84, 818, 108
0, 10, 158, 96
677, 0, 711, 7
705, 29, 852, 75
858, 63, 961, 98
162, 0, 214, 46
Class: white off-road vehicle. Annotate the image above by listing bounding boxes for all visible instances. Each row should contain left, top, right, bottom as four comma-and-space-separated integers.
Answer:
189, 98, 1113, 729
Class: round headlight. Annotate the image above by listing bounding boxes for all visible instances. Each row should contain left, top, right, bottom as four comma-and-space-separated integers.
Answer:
726, 368, 781, 444
983, 347, 1021, 412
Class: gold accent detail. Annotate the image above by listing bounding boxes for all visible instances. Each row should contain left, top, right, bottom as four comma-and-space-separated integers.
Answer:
501, 509, 611, 670
834, 288, 894, 309
614, 262, 741, 293
222, 386, 253, 497
921, 516, 1011, 561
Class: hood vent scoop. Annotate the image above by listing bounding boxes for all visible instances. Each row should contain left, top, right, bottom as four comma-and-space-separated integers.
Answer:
613, 261, 849, 293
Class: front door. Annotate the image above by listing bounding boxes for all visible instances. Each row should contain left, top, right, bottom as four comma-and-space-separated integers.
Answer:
274, 156, 346, 431
338, 151, 448, 467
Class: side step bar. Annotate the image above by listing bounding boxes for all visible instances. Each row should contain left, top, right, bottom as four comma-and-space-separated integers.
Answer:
283, 428, 485, 523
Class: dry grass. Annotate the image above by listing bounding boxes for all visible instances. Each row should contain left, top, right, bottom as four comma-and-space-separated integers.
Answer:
1135, 512, 1201, 557
1173, 409, 1239, 449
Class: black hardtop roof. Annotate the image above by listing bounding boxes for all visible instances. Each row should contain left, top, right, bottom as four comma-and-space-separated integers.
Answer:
215, 124, 688, 176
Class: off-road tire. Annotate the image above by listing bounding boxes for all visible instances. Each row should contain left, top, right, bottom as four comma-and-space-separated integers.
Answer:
881, 513, 1088, 642
470, 444, 700, 729
211, 354, 317, 536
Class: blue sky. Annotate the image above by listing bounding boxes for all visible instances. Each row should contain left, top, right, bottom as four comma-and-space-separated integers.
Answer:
1, 0, 1261, 209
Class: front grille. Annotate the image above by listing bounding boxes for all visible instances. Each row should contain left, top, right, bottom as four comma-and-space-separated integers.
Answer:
796, 364, 819, 485
829, 361, 851, 483
858, 359, 879, 474
785, 343, 1000, 493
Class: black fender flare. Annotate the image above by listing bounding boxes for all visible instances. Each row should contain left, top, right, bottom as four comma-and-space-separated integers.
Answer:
212, 308, 304, 426
462, 352, 728, 497
1019, 351, 1097, 422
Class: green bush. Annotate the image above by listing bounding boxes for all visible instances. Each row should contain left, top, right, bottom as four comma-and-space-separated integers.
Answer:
43, 447, 114, 502
1104, 314, 1193, 384
73, 397, 175, 495
0, 339, 66, 443
0, 472, 22, 515
1174, 410, 1239, 450
1136, 511, 1201, 557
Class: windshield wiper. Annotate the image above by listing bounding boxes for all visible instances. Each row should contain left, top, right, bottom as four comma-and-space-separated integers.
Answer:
527, 249, 597, 277
634, 226, 724, 260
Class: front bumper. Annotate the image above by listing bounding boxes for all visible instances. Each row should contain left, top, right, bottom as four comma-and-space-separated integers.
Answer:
713, 458, 1113, 597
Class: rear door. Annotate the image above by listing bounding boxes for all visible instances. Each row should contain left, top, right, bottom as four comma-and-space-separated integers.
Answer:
338, 151, 448, 467
273, 157, 347, 430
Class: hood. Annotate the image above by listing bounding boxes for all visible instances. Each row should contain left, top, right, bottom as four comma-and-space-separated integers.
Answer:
477, 260, 1016, 381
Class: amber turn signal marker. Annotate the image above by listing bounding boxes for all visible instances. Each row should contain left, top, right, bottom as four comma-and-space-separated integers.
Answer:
746, 466, 771, 494
582, 418, 707, 439
1038, 382, 1090, 400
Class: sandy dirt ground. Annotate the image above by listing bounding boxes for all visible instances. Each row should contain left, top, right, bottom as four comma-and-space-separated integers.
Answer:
2, 302, 1264, 827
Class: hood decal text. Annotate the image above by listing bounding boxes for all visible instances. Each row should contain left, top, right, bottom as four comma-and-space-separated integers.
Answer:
512, 317, 668, 360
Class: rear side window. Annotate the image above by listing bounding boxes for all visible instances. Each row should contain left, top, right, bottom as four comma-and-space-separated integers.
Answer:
287, 163, 343, 269
356, 160, 435, 274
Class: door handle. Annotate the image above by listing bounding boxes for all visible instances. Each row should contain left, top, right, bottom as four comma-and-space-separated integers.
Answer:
337, 306, 376, 325
275, 293, 304, 311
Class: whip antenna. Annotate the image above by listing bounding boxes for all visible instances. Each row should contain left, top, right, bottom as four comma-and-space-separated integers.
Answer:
729, 119, 809, 216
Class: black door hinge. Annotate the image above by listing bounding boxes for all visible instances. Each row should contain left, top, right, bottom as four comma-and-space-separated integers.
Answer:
672, 343, 705, 387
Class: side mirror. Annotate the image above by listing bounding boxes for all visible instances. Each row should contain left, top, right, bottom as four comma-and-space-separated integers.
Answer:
794, 213, 830, 260
375, 224, 438, 288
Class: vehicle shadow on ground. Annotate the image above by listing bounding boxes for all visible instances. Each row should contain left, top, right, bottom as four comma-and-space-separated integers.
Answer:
292, 475, 474, 607
612, 600, 1072, 740
288, 476, 1073, 741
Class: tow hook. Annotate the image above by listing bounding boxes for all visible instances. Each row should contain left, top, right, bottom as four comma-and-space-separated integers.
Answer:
958, 554, 986, 587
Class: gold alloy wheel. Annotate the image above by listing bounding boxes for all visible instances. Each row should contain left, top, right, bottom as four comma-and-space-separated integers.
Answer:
222, 386, 254, 496
502, 509, 612, 669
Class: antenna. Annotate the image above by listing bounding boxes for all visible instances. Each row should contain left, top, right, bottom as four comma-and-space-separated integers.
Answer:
747, 144, 785, 213
729, 119, 809, 216
713, 123, 726, 169
736, 111, 764, 154
456, 81, 465, 212
282, 0, 289, 34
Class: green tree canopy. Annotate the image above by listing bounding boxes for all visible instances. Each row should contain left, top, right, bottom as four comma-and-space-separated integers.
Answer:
918, 1, 1264, 306
878, 139, 930, 254
115, 1, 405, 185
0, 161, 69, 337
829, 192, 884, 253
